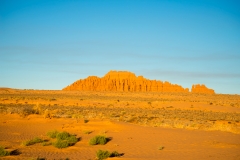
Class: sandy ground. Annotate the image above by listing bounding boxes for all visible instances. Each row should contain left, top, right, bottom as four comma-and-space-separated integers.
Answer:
0, 114, 240, 160
0, 89, 240, 159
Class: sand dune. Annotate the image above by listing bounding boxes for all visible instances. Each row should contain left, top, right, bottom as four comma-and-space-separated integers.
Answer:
0, 114, 240, 160
0, 89, 240, 159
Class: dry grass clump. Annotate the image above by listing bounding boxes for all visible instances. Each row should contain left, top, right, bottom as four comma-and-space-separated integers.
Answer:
84, 119, 89, 123
0, 146, 10, 157
22, 137, 44, 146
89, 135, 109, 145
46, 130, 58, 138
33, 103, 42, 114
46, 131, 79, 149
96, 150, 122, 160
43, 109, 53, 119
21, 130, 79, 149
19, 107, 35, 117
158, 146, 164, 150
83, 130, 92, 134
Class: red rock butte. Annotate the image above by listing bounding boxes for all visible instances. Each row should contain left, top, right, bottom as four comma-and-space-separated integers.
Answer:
63, 70, 215, 94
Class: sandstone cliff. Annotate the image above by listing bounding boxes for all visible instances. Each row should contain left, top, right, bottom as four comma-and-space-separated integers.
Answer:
191, 84, 215, 94
63, 70, 214, 94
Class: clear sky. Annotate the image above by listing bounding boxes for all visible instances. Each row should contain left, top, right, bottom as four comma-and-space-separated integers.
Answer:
1, 0, 240, 94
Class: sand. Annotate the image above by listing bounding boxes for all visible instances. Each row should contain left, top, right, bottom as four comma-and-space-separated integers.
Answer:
0, 114, 240, 160
0, 89, 240, 159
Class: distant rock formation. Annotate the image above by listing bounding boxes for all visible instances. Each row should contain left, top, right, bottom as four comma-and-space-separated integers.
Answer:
191, 84, 215, 94
63, 70, 214, 94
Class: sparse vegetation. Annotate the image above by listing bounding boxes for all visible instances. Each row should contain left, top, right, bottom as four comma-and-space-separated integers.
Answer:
47, 130, 59, 138
158, 146, 164, 150
0, 146, 10, 157
96, 150, 111, 160
42, 141, 52, 146
110, 151, 121, 157
56, 131, 71, 140
83, 130, 92, 134
53, 140, 69, 149
89, 135, 108, 145
20, 107, 35, 117
43, 109, 52, 119
0, 91, 240, 134
1, 89, 240, 159
50, 131, 79, 148
22, 137, 44, 146
84, 119, 89, 123
96, 150, 122, 160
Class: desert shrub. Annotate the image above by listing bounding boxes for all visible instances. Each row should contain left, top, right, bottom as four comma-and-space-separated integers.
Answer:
56, 131, 70, 140
42, 141, 52, 146
0, 146, 10, 157
20, 107, 35, 117
33, 104, 42, 114
53, 140, 69, 149
48, 131, 79, 148
66, 135, 78, 145
96, 150, 122, 160
89, 135, 108, 145
47, 130, 59, 138
43, 109, 52, 119
84, 119, 89, 123
110, 151, 121, 157
22, 137, 44, 146
72, 114, 83, 119
96, 150, 111, 160
158, 146, 164, 150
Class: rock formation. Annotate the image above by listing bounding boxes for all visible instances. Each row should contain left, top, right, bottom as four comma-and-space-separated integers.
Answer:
191, 84, 215, 94
63, 70, 214, 94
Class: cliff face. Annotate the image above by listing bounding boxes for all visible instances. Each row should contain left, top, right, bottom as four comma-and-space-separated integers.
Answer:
63, 70, 214, 94
191, 84, 215, 94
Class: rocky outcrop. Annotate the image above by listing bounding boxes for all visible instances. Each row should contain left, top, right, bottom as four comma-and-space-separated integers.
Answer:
191, 84, 215, 94
63, 70, 214, 94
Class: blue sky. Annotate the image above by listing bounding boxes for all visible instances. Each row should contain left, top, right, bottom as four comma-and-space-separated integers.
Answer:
1, 0, 240, 94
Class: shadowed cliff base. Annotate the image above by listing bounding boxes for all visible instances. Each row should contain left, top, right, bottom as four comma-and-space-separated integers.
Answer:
63, 70, 215, 94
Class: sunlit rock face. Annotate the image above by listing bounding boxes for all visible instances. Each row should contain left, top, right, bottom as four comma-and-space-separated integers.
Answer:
191, 84, 215, 94
63, 70, 214, 94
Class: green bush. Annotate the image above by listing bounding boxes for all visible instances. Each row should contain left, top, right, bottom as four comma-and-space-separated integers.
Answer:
96, 150, 111, 160
89, 135, 108, 145
0, 146, 10, 157
22, 137, 44, 146
47, 130, 59, 138
96, 150, 121, 160
47, 130, 79, 148
42, 142, 52, 146
53, 140, 69, 149
110, 151, 120, 157
66, 135, 78, 145
56, 131, 70, 140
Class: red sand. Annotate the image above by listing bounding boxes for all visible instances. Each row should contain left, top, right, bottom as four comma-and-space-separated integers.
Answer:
0, 114, 239, 160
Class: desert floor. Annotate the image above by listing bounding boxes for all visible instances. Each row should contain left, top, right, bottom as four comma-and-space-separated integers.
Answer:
0, 89, 240, 159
